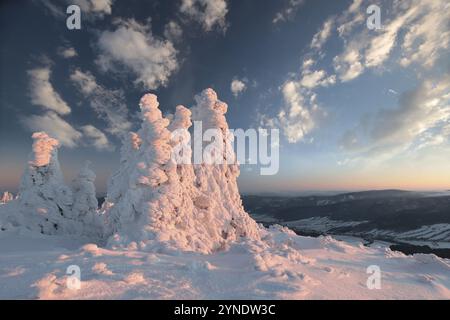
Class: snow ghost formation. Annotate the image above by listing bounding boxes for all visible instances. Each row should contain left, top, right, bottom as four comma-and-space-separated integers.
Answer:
0, 191, 14, 204
105, 89, 261, 253
190, 89, 260, 244
71, 161, 103, 238
13, 132, 75, 234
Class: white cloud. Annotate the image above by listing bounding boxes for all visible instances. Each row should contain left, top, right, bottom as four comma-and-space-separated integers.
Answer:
230, 78, 247, 97
300, 70, 336, 89
180, 0, 228, 32
96, 18, 178, 90
332, 0, 450, 82
333, 45, 364, 82
341, 75, 450, 157
310, 18, 334, 50
28, 67, 71, 115
70, 69, 132, 136
164, 21, 183, 42
399, 0, 450, 68
22, 112, 82, 148
58, 47, 78, 58
80, 125, 113, 151
276, 81, 321, 143
272, 0, 305, 24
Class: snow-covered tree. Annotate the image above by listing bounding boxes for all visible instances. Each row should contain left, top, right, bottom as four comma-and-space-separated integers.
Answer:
191, 88, 261, 245
105, 94, 184, 250
0, 191, 14, 204
14, 132, 77, 235
105, 132, 141, 208
105, 90, 261, 253
71, 161, 103, 239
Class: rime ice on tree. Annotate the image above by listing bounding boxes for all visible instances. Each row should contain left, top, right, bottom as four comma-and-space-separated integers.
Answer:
191, 89, 260, 245
0, 192, 14, 204
15, 132, 76, 235
105, 89, 261, 253
72, 161, 103, 238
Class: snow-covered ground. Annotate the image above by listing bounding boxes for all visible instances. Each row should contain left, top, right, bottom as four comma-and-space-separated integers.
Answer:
1, 226, 449, 300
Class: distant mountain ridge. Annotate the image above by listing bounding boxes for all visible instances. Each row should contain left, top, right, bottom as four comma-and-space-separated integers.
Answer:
243, 189, 450, 250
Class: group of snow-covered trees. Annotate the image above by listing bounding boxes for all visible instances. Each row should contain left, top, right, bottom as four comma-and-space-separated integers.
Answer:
0, 89, 261, 253
0, 132, 102, 238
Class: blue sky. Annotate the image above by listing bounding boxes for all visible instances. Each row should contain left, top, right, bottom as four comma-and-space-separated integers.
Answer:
1, 0, 449, 194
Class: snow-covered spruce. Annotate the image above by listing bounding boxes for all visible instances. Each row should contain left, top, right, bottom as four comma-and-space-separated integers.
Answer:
191, 89, 260, 245
103, 131, 141, 213
6, 132, 76, 234
105, 90, 261, 253
71, 161, 103, 239
0, 191, 14, 204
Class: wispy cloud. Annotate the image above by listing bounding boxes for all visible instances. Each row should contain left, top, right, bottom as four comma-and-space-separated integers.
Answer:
57, 46, 78, 59
267, 0, 450, 145
22, 112, 82, 148
341, 75, 450, 158
272, 0, 305, 24
39, 0, 113, 19
28, 67, 71, 115
70, 69, 132, 137
80, 124, 114, 151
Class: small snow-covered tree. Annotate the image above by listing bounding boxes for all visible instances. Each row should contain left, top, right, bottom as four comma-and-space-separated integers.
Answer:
72, 161, 103, 238
0, 191, 14, 204
14, 132, 77, 235
106, 132, 141, 207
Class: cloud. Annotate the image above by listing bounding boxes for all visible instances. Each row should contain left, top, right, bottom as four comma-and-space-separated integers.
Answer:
230, 78, 247, 97
28, 67, 71, 115
272, 0, 305, 24
310, 18, 334, 50
96, 18, 178, 90
332, 0, 450, 82
73, 0, 113, 16
268, 0, 450, 146
164, 21, 183, 42
39, 0, 113, 18
275, 81, 322, 143
180, 0, 228, 32
341, 75, 450, 158
22, 112, 82, 148
70, 69, 132, 136
58, 46, 78, 58
80, 125, 113, 151
299, 70, 336, 89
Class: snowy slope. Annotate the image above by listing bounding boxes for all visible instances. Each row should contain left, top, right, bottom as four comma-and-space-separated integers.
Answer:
1, 226, 449, 300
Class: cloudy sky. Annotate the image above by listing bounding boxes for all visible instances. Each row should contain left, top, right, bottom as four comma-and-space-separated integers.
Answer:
0, 0, 449, 194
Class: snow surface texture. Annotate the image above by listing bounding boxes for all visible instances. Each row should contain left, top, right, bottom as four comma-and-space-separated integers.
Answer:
1, 89, 449, 299
0, 226, 449, 299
